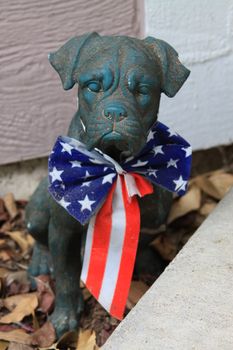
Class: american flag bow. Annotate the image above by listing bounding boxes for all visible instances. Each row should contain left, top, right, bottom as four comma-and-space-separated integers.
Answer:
48, 121, 192, 319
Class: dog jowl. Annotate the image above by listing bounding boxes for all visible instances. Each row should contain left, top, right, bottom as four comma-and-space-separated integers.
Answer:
26, 33, 190, 337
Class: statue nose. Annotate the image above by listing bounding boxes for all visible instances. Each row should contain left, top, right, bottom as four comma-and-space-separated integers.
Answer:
104, 106, 127, 121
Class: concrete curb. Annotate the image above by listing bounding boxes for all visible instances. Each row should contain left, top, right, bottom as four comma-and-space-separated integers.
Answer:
104, 188, 233, 350
0, 158, 47, 200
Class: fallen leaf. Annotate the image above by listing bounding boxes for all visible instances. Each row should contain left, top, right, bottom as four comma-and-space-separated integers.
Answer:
150, 235, 178, 261
6, 232, 29, 254
0, 199, 9, 223
0, 340, 8, 350
0, 252, 11, 262
0, 325, 18, 332
0, 293, 38, 323
0, 200, 6, 215
2, 293, 37, 312
208, 172, 233, 199
35, 276, 55, 314
39, 345, 57, 350
32, 311, 40, 331
76, 330, 97, 350
0, 241, 6, 248
8, 342, 34, 350
0, 268, 10, 279
195, 172, 233, 200
0, 329, 31, 345
167, 185, 201, 224
126, 281, 149, 310
3, 194, 18, 220
82, 288, 92, 301
80, 281, 85, 288
200, 201, 217, 216
25, 235, 34, 248
0, 222, 12, 234
31, 322, 56, 348
6, 271, 29, 287
7, 280, 30, 297
0, 279, 2, 296
56, 330, 78, 349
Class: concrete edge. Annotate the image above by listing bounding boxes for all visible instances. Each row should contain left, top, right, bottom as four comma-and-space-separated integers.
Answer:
103, 187, 233, 349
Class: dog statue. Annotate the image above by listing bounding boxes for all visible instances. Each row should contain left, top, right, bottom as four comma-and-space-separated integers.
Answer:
25, 32, 190, 337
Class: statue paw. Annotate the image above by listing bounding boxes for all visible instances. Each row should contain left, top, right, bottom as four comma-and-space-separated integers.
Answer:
28, 242, 53, 277
49, 299, 83, 338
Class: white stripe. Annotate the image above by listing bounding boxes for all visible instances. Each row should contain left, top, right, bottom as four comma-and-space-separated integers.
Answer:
81, 215, 96, 283
124, 173, 141, 198
98, 176, 126, 312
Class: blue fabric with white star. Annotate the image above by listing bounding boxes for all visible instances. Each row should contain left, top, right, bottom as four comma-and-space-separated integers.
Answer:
48, 121, 192, 225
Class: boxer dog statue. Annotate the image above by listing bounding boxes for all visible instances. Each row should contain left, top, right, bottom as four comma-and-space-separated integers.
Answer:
26, 33, 190, 337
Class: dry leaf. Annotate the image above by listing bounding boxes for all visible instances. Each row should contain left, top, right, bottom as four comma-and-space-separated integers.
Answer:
32, 311, 40, 331
6, 266, 31, 295
200, 201, 217, 216
6, 271, 29, 287
150, 235, 178, 261
0, 341, 8, 350
35, 276, 55, 314
195, 172, 233, 200
31, 321, 56, 348
80, 281, 85, 288
0, 293, 38, 324
168, 185, 201, 224
0, 252, 11, 262
56, 330, 78, 349
3, 194, 18, 219
6, 232, 29, 253
8, 342, 34, 350
126, 281, 149, 310
208, 173, 233, 199
0, 241, 6, 248
82, 288, 92, 301
38, 289, 54, 314
0, 329, 31, 345
2, 293, 37, 312
25, 235, 34, 248
76, 329, 97, 350
194, 175, 221, 199
0, 222, 12, 234
0, 268, 10, 279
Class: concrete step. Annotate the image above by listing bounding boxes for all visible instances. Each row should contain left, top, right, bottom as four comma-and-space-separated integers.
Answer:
104, 188, 233, 350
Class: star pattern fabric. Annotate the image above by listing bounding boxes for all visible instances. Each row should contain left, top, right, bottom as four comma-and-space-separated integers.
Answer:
48, 121, 192, 225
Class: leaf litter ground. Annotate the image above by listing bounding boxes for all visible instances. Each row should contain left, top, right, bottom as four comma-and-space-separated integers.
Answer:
0, 169, 232, 349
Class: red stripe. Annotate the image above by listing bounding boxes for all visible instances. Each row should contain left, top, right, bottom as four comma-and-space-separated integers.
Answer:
110, 175, 141, 319
85, 181, 116, 299
131, 173, 154, 197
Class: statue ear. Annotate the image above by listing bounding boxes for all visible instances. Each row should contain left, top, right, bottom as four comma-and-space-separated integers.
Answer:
144, 36, 190, 97
48, 32, 99, 90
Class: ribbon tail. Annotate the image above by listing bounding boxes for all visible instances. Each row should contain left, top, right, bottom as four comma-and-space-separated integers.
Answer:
81, 180, 116, 300
81, 175, 141, 320
109, 175, 141, 319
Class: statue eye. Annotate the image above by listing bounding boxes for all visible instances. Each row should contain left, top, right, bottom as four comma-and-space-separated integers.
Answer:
86, 81, 102, 92
136, 85, 150, 95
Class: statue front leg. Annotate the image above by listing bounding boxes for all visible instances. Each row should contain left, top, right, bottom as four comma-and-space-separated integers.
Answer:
48, 210, 84, 338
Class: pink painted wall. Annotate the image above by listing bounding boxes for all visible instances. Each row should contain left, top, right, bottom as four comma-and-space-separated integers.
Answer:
0, 0, 143, 165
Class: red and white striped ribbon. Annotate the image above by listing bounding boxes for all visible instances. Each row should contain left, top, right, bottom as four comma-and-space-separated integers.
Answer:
81, 172, 153, 319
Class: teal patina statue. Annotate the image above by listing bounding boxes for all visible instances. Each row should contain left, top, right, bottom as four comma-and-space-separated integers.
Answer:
26, 33, 190, 337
